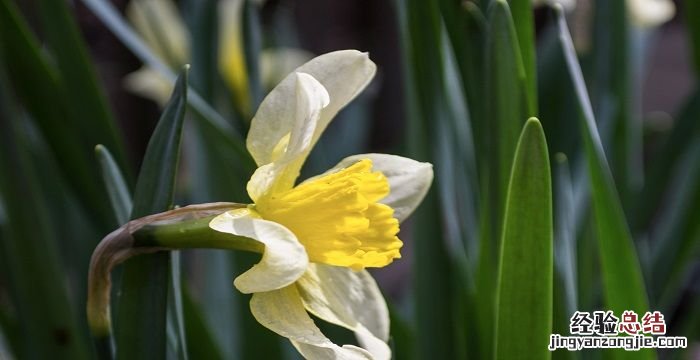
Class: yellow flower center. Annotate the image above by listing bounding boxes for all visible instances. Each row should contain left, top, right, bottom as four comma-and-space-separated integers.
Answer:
253, 159, 402, 270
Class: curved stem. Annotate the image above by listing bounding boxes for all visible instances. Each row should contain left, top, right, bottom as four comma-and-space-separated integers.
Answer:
86, 202, 259, 359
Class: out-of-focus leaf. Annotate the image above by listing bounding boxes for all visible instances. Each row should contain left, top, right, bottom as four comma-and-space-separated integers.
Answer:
507, 0, 537, 113
590, 0, 637, 206
439, 0, 486, 126
556, 11, 652, 359
483, 0, 529, 242
684, 0, 700, 76
495, 118, 552, 360
0, 0, 117, 230
95, 145, 133, 225
80, 0, 254, 170
242, 0, 262, 113
182, 286, 224, 360
652, 141, 700, 310
553, 154, 577, 318
552, 154, 579, 360
115, 68, 189, 360
0, 57, 90, 360
33, 0, 127, 165
633, 89, 700, 231
167, 252, 188, 360
398, 0, 457, 358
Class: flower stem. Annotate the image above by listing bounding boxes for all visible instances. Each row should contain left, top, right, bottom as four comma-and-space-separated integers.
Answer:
86, 202, 260, 359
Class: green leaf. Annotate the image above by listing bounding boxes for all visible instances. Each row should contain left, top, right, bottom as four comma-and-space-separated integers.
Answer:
552, 154, 579, 360
483, 0, 530, 243
495, 118, 552, 360
556, 11, 652, 359
115, 68, 189, 360
507, 0, 537, 113
633, 89, 700, 231
589, 0, 636, 207
398, 0, 457, 358
182, 287, 224, 360
0, 0, 118, 230
0, 56, 90, 360
683, 0, 700, 76
95, 145, 133, 225
167, 252, 188, 360
33, 0, 128, 174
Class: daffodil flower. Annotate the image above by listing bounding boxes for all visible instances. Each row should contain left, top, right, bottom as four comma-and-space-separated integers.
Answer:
125, 0, 311, 114
205, 50, 433, 359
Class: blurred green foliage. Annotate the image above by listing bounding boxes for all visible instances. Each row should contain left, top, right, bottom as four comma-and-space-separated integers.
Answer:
0, 0, 698, 359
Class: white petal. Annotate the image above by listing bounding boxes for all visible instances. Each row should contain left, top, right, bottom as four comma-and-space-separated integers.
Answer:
126, 0, 190, 66
296, 264, 391, 360
314, 153, 433, 223
123, 67, 173, 106
627, 0, 675, 28
208, 208, 308, 293
247, 50, 377, 167
250, 286, 373, 360
246, 73, 329, 201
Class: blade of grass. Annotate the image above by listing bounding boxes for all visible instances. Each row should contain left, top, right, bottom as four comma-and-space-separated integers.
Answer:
115, 68, 189, 360
556, 10, 652, 359
495, 118, 552, 360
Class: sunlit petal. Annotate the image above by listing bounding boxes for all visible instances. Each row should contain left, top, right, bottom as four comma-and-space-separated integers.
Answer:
247, 72, 330, 201
126, 0, 190, 67
247, 50, 376, 167
250, 286, 373, 360
296, 264, 391, 360
628, 0, 675, 28
123, 66, 173, 106
209, 208, 308, 293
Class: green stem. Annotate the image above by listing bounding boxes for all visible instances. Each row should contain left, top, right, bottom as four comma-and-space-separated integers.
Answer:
86, 202, 260, 359
134, 215, 264, 253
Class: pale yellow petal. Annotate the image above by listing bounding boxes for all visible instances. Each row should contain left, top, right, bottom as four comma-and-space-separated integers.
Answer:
218, 0, 250, 114
247, 50, 376, 168
627, 0, 675, 28
208, 208, 307, 293
126, 0, 190, 66
310, 153, 433, 223
246, 72, 329, 201
123, 66, 173, 106
296, 264, 391, 360
250, 286, 372, 360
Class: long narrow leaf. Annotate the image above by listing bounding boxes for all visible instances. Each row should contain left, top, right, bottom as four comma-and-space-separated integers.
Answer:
0, 57, 90, 360
0, 0, 116, 229
556, 11, 652, 359
495, 118, 552, 360
115, 68, 189, 359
